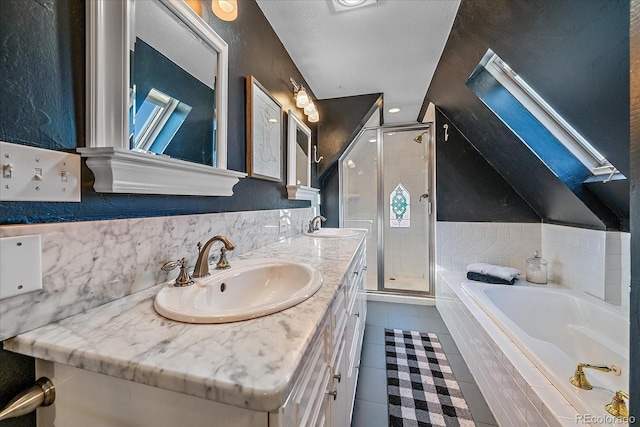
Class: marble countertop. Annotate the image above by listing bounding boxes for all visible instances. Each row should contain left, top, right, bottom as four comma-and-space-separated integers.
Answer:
3, 231, 366, 412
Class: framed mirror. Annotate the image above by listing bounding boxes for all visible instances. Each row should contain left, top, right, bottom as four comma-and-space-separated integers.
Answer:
79, 0, 245, 196
286, 110, 319, 201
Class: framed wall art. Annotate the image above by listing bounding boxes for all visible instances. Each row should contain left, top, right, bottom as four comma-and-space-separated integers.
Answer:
246, 75, 283, 181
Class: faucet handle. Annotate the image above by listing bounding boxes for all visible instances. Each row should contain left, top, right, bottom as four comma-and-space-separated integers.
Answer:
161, 258, 194, 287
606, 390, 629, 417
216, 247, 231, 270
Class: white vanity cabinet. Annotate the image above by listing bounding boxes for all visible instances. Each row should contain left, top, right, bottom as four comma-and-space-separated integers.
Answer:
270, 243, 367, 427
32, 240, 368, 427
327, 244, 367, 426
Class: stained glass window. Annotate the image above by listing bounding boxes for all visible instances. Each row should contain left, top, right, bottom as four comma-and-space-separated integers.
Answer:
390, 183, 410, 228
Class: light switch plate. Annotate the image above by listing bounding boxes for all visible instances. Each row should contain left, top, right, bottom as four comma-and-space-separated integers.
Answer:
0, 235, 43, 300
0, 141, 81, 202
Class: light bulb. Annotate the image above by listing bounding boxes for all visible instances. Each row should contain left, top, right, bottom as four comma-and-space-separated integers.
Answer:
304, 101, 316, 115
218, 0, 233, 13
212, 0, 238, 21
296, 88, 309, 108
308, 111, 319, 123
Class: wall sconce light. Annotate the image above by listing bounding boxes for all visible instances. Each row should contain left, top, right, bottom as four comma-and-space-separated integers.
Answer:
212, 0, 238, 21
290, 78, 319, 123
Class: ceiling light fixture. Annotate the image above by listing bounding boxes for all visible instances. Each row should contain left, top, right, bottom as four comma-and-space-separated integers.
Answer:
332, 0, 378, 12
290, 77, 320, 123
388, 107, 401, 114
212, 0, 238, 21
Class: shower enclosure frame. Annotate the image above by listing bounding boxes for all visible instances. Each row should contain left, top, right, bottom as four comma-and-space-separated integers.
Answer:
339, 123, 436, 296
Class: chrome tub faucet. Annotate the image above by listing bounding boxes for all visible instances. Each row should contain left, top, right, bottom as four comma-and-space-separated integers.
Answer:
193, 235, 236, 278
308, 215, 326, 233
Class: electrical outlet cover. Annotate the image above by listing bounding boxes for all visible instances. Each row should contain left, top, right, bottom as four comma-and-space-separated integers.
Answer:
0, 235, 43, 300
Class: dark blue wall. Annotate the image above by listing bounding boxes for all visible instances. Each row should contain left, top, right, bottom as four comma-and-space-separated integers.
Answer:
435, 110, 540, 223
0, 0, 317, 225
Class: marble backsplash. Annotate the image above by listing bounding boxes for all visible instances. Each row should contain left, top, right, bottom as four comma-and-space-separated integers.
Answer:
0, 208, 314, 340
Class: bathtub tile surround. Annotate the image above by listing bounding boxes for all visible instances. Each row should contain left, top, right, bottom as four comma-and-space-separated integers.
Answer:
604, 232, 632, 307
436, 222, 541, 273
542, 224, 606, 299
0, 207, 313, 340
436, 221, 631, 307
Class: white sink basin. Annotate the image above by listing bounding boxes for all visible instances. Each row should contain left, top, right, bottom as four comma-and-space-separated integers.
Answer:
304, 228, 358, 238
154, 258, 322, 323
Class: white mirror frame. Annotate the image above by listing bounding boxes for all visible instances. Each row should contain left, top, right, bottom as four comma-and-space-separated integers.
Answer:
78, 0, 245, 196
286, 110, 319, 201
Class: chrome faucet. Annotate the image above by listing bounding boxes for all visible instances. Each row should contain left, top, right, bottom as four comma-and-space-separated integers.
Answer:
308, 215, 326, 233
192, 235, 236, 278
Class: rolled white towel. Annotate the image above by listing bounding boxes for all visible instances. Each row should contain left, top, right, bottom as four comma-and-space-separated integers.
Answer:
466, 263, 520, 281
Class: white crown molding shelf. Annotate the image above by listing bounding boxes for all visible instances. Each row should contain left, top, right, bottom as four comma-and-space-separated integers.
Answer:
78, 148, 245, 196
286, 185, 320, 203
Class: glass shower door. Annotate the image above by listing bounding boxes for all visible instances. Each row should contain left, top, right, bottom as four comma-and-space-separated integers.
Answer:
341, 128, 378, 292
382, 129, 431, 293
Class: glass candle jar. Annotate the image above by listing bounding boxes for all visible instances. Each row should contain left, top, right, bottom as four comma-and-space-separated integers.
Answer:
526, 250, 548, 284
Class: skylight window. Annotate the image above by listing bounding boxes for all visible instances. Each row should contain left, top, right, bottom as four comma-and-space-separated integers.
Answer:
472, 49, 618, 177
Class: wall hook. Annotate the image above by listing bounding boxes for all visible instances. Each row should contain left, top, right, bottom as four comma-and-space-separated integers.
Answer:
443, 124, 449, 142
313, 146, 323, 164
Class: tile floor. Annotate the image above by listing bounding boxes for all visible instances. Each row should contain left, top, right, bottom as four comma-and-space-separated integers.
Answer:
351, 301, 497, 427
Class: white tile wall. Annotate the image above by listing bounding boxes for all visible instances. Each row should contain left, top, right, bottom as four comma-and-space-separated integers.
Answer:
605, 232, 623, 305
437, 272, 579, 427
436, 221, 630, 306
436, 222, 541, 274
621, 233, 631, 308
542, 224, 606, 300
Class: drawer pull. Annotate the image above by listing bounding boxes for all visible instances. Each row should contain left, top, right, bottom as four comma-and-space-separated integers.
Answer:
333, 373, 341, 383
327, 389, 338, 400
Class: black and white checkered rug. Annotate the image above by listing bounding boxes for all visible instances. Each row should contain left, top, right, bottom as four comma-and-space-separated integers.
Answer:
385, 329, 476, 427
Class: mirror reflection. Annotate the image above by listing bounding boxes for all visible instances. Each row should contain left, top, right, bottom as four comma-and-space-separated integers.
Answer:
132, 88, 192, 156
295, 127, 309, 186
130, 0, 218, 166
287, 109, 312, 192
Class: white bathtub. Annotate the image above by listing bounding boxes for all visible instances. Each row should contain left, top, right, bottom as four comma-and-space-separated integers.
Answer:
462, 282, 629, 421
